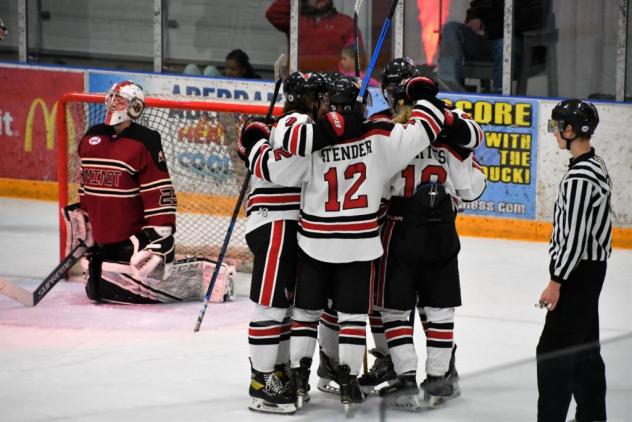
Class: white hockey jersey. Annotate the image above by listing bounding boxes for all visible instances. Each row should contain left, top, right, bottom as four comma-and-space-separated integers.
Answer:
386, 109, 487, 206
245, 111, 318, 234
247, 99, 446, 263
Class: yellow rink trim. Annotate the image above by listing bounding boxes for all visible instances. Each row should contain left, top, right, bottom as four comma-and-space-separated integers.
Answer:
1, 178, 630, 248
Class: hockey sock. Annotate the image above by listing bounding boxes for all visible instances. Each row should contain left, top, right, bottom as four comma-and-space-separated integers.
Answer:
290, 308, 320, 368
369, 310, 389, 355
338, 312, 367, 376
249, 304, 288, 373
318, 306, 339, 359
381, 308, 417, 375
417, 306, 429, 334
424, 307, 455, 376
276, 311, 292, 365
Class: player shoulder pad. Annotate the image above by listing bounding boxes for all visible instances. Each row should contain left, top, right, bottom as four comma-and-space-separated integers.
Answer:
84, 123, 113, 136
126, 123, 167, 171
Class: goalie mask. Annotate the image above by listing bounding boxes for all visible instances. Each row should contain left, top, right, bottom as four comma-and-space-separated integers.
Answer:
104, 80, 146, 126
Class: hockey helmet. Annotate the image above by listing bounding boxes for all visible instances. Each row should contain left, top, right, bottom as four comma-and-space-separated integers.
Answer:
380, 57, 416, 110
104, 80, 145, 126
329, 76, 360, 113
548, 99, 599, 138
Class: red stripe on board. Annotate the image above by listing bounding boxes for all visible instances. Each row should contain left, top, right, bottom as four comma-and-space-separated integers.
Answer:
259, 221, 284, 306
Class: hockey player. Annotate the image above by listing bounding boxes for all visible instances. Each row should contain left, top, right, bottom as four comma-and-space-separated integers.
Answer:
240, 75, 460, 415
376, 79, 486, 409
242, 71, 360, 414
74, 80, 212, 304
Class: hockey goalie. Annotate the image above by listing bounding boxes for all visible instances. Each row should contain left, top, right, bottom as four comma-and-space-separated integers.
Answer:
64, 80, 234, 304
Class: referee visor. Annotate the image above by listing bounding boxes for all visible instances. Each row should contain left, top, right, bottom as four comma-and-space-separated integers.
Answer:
547, 119, 563, 133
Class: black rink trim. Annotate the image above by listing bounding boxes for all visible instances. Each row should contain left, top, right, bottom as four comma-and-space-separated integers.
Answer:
426, 340, 453, 348
387, 338, 414, 348
339, 337, 367, 346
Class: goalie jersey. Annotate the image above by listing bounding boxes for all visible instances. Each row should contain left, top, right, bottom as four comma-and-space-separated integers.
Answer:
247, 99, 447, 263
386, 109, 487, 205
77, 123, 176, 245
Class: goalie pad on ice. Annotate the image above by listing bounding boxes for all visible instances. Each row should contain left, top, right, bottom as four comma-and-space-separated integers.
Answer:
81, 256, 235, 303
62, 203, 94, 256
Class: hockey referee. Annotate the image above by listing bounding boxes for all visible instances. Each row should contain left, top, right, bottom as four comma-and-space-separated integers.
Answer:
536, 99, 612, 422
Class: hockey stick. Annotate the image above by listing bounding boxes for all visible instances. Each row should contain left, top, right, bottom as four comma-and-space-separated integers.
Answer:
194, 54, 287, 332
0, 240, 89, 306
356, 0, 400, 104
353, 0, 365, 77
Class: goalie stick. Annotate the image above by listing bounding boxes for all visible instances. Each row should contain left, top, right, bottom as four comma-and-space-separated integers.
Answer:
353, 0, 365, 77
0, 240, 89, 306
357, 0, 399, 104
194, 53, 287, 332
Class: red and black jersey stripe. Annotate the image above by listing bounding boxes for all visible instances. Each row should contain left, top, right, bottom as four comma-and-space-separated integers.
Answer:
246, 187, 301, 216
298, 210, 379, 239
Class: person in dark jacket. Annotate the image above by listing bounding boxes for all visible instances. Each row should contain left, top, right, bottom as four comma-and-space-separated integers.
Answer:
438, 0, 545, 92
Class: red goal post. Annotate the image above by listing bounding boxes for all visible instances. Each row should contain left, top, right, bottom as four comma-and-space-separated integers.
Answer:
56, 92, 283, 269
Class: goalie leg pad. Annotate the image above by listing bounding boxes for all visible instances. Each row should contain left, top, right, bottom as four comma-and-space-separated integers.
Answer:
62, 203, 94, 256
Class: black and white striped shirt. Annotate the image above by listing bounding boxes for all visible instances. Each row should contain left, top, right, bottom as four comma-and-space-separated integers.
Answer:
549, 148, 612, 283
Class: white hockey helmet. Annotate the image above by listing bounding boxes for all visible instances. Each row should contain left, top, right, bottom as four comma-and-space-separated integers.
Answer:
104, 80, 145, 126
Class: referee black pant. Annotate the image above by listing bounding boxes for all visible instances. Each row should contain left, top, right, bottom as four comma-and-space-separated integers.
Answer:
536, 260, 607, 422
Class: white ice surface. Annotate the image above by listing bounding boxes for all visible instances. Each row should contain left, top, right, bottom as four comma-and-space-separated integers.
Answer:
1, 197, 631, 421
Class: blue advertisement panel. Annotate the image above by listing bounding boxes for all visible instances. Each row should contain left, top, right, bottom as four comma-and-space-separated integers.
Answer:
440, 94, 538, 220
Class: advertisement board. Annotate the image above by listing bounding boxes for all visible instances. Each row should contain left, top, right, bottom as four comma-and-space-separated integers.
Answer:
0, 67, 84, 180
441, 94, 539, 220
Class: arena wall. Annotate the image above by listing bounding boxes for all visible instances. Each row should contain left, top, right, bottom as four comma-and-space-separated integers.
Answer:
0, 63, 630, 248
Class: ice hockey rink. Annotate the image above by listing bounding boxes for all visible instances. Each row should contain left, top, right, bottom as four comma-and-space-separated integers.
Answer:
1, 197, 630, 422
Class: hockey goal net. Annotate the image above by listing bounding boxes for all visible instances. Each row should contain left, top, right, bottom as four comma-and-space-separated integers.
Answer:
57, 93, 282, 270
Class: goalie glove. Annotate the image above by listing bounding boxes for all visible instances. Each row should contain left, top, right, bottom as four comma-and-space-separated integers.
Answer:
62, 203, 95, 256
129, 226, 175, 279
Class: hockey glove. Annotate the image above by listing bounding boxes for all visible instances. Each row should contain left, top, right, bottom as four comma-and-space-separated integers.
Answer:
312, 111, 364, 149
130, 226, 175, 279
237, 119, 272, 164
397, 76, 451, 114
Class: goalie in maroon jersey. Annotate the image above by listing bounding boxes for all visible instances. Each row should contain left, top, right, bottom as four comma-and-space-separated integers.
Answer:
69, 80, 227, 304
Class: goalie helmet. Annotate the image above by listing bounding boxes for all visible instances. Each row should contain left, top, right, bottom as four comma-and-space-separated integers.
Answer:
381, 57, 416, 110
549, 99, 599, 138
104, 80, 145, 126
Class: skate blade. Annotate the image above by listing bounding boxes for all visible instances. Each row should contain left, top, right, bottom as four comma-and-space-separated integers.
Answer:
344, 402, 361, 418
384, 394, 423, 412
317, 378, 340, 394
249, 398, 296, 415
296, 392, 310, 409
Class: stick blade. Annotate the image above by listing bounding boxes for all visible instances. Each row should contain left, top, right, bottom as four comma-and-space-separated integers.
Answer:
273, 53, 289, 82
0, 276, 34, 306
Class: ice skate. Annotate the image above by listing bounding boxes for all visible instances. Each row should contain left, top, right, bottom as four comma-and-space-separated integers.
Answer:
379, 373, 422, 411
445, 345, 461, 399
291, 357, 312, 409
358, 349, 397, 394
249, 369, 297, 415
339, 364, 366, 417
420, 374, 455, 407
316, 349, 340, 394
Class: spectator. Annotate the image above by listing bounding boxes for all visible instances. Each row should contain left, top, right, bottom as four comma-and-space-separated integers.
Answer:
338, 45, 379, 87
183, 63, 222, 78
437, 0, 544, 92
266, 0, 364, 72
224, 49, 261, 79
0, 18, 7, 41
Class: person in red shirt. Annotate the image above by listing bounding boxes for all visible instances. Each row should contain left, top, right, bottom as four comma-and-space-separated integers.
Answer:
266, 0, 364, 72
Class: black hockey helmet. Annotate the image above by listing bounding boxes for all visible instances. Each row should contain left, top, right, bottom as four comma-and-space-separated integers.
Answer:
329, 76, 360, 112
381, 57, 417, 109
283, 71, 310, 104
283, 71, 331, 117
549, 99, 599, 138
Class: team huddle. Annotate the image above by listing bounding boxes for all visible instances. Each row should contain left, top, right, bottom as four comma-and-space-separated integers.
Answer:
70, 57, 487, 415
237, 57, 486, 415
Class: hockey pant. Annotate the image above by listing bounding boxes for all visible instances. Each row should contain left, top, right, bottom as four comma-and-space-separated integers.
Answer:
292, 308, 366, 376
248, 304, 292, 373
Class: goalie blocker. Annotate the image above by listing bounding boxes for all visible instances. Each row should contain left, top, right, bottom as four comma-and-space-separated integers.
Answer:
64, 203, 234, 304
